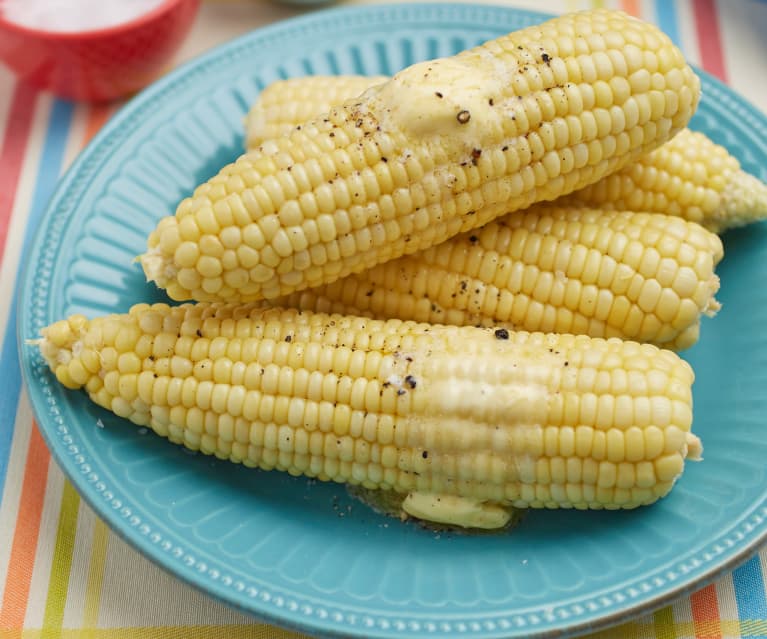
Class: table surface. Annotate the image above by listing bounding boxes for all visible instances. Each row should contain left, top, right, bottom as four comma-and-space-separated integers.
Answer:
1, 1, 766, 638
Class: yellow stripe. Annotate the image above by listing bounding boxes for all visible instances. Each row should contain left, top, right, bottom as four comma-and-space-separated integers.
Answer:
40, 481, 80, 638
22, 625, 309, 638
16, 619, 765, 639
588, 620, 639, 638
652, 605, 676, 639
81, 519, 109, 634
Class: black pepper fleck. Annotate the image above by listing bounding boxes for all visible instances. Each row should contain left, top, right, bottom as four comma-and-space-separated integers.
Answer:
469, 235, 479, 243
456, 110, 471, 124
494, 328, 510, 340
541, 52, 551, 64
435, 91, 443, 98
285, 335, 292, 342
405, 375, 417, 389
422, 450, 429, 459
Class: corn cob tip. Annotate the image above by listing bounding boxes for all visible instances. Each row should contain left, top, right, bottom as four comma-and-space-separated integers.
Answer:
35, 315, 92, 390
686, 433, 703, 462
711, 169, 767, 233
140, 244, 180, 297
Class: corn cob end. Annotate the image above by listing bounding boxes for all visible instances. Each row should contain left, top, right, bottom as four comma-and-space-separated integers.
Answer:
36, 315, 93, 390
711, 169, 767, 233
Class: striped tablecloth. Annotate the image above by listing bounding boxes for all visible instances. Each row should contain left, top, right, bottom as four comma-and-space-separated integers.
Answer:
1, 1, 766, 637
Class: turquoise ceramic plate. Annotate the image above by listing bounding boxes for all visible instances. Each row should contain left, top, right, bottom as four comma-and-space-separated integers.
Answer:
18, 4, 767, 638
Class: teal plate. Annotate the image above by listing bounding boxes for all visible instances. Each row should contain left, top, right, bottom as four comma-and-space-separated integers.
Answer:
17, 4, 767, 638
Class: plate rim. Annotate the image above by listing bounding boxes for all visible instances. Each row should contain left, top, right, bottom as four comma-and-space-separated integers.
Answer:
16, 3, 767, 638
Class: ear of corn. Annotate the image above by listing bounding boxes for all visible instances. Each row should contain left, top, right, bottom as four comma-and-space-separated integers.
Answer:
245, 78, 767, 233
245, 75, 388, 150
267, 205, 723, 350
36, 302, 701, 528
564, 128, 767, 233
141, 9, 700, 303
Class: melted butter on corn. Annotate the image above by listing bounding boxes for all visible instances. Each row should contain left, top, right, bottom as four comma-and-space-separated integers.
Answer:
363, 54, 509, 156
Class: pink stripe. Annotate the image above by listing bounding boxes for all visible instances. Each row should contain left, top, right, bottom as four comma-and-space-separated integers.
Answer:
693, 0, 728, 81
0, 81, 37, 266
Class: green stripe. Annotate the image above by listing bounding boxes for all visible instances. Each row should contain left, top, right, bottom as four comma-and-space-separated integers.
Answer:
40, 481, 80, 638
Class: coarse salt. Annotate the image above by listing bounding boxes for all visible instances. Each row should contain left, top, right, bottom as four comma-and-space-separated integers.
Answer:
0, 0, 167, 33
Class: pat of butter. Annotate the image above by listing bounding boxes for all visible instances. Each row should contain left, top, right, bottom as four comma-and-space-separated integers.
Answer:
363, 52, 513, 156
402, 492, 512, 529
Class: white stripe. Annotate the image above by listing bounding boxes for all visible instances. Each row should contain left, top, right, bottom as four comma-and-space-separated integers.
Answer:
0, 390, 35, 605
0, 92, 52, 340
676, 0, 702, 67
22, 454, 66, 628
717, 0, 767, 111
671, 592, 694, 636
715, 570, 738, 623
639, 0, 654, 22
62, 498, 97, 627
98, 530, 252, 627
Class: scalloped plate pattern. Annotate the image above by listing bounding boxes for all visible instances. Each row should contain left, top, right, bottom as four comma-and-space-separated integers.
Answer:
17, 4, 767, 638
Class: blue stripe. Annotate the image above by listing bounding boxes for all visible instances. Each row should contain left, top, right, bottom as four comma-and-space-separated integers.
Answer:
733, 555, 767, 637
0, 99, 74, 499
654, 0, 682, 48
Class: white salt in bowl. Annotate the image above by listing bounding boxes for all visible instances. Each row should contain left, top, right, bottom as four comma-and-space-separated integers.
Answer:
0, 0, 200, 101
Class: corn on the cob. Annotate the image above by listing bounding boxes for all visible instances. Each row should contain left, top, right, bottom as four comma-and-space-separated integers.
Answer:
141, 9, 700, 303
245, 75, 388, 150
564, 129, 767, 232
245, 77, 767, 233
267, 205, 723, 350
36, 303, 701, 528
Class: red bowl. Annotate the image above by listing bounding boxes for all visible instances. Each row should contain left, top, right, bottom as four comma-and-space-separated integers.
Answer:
0, 0, 201, 102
